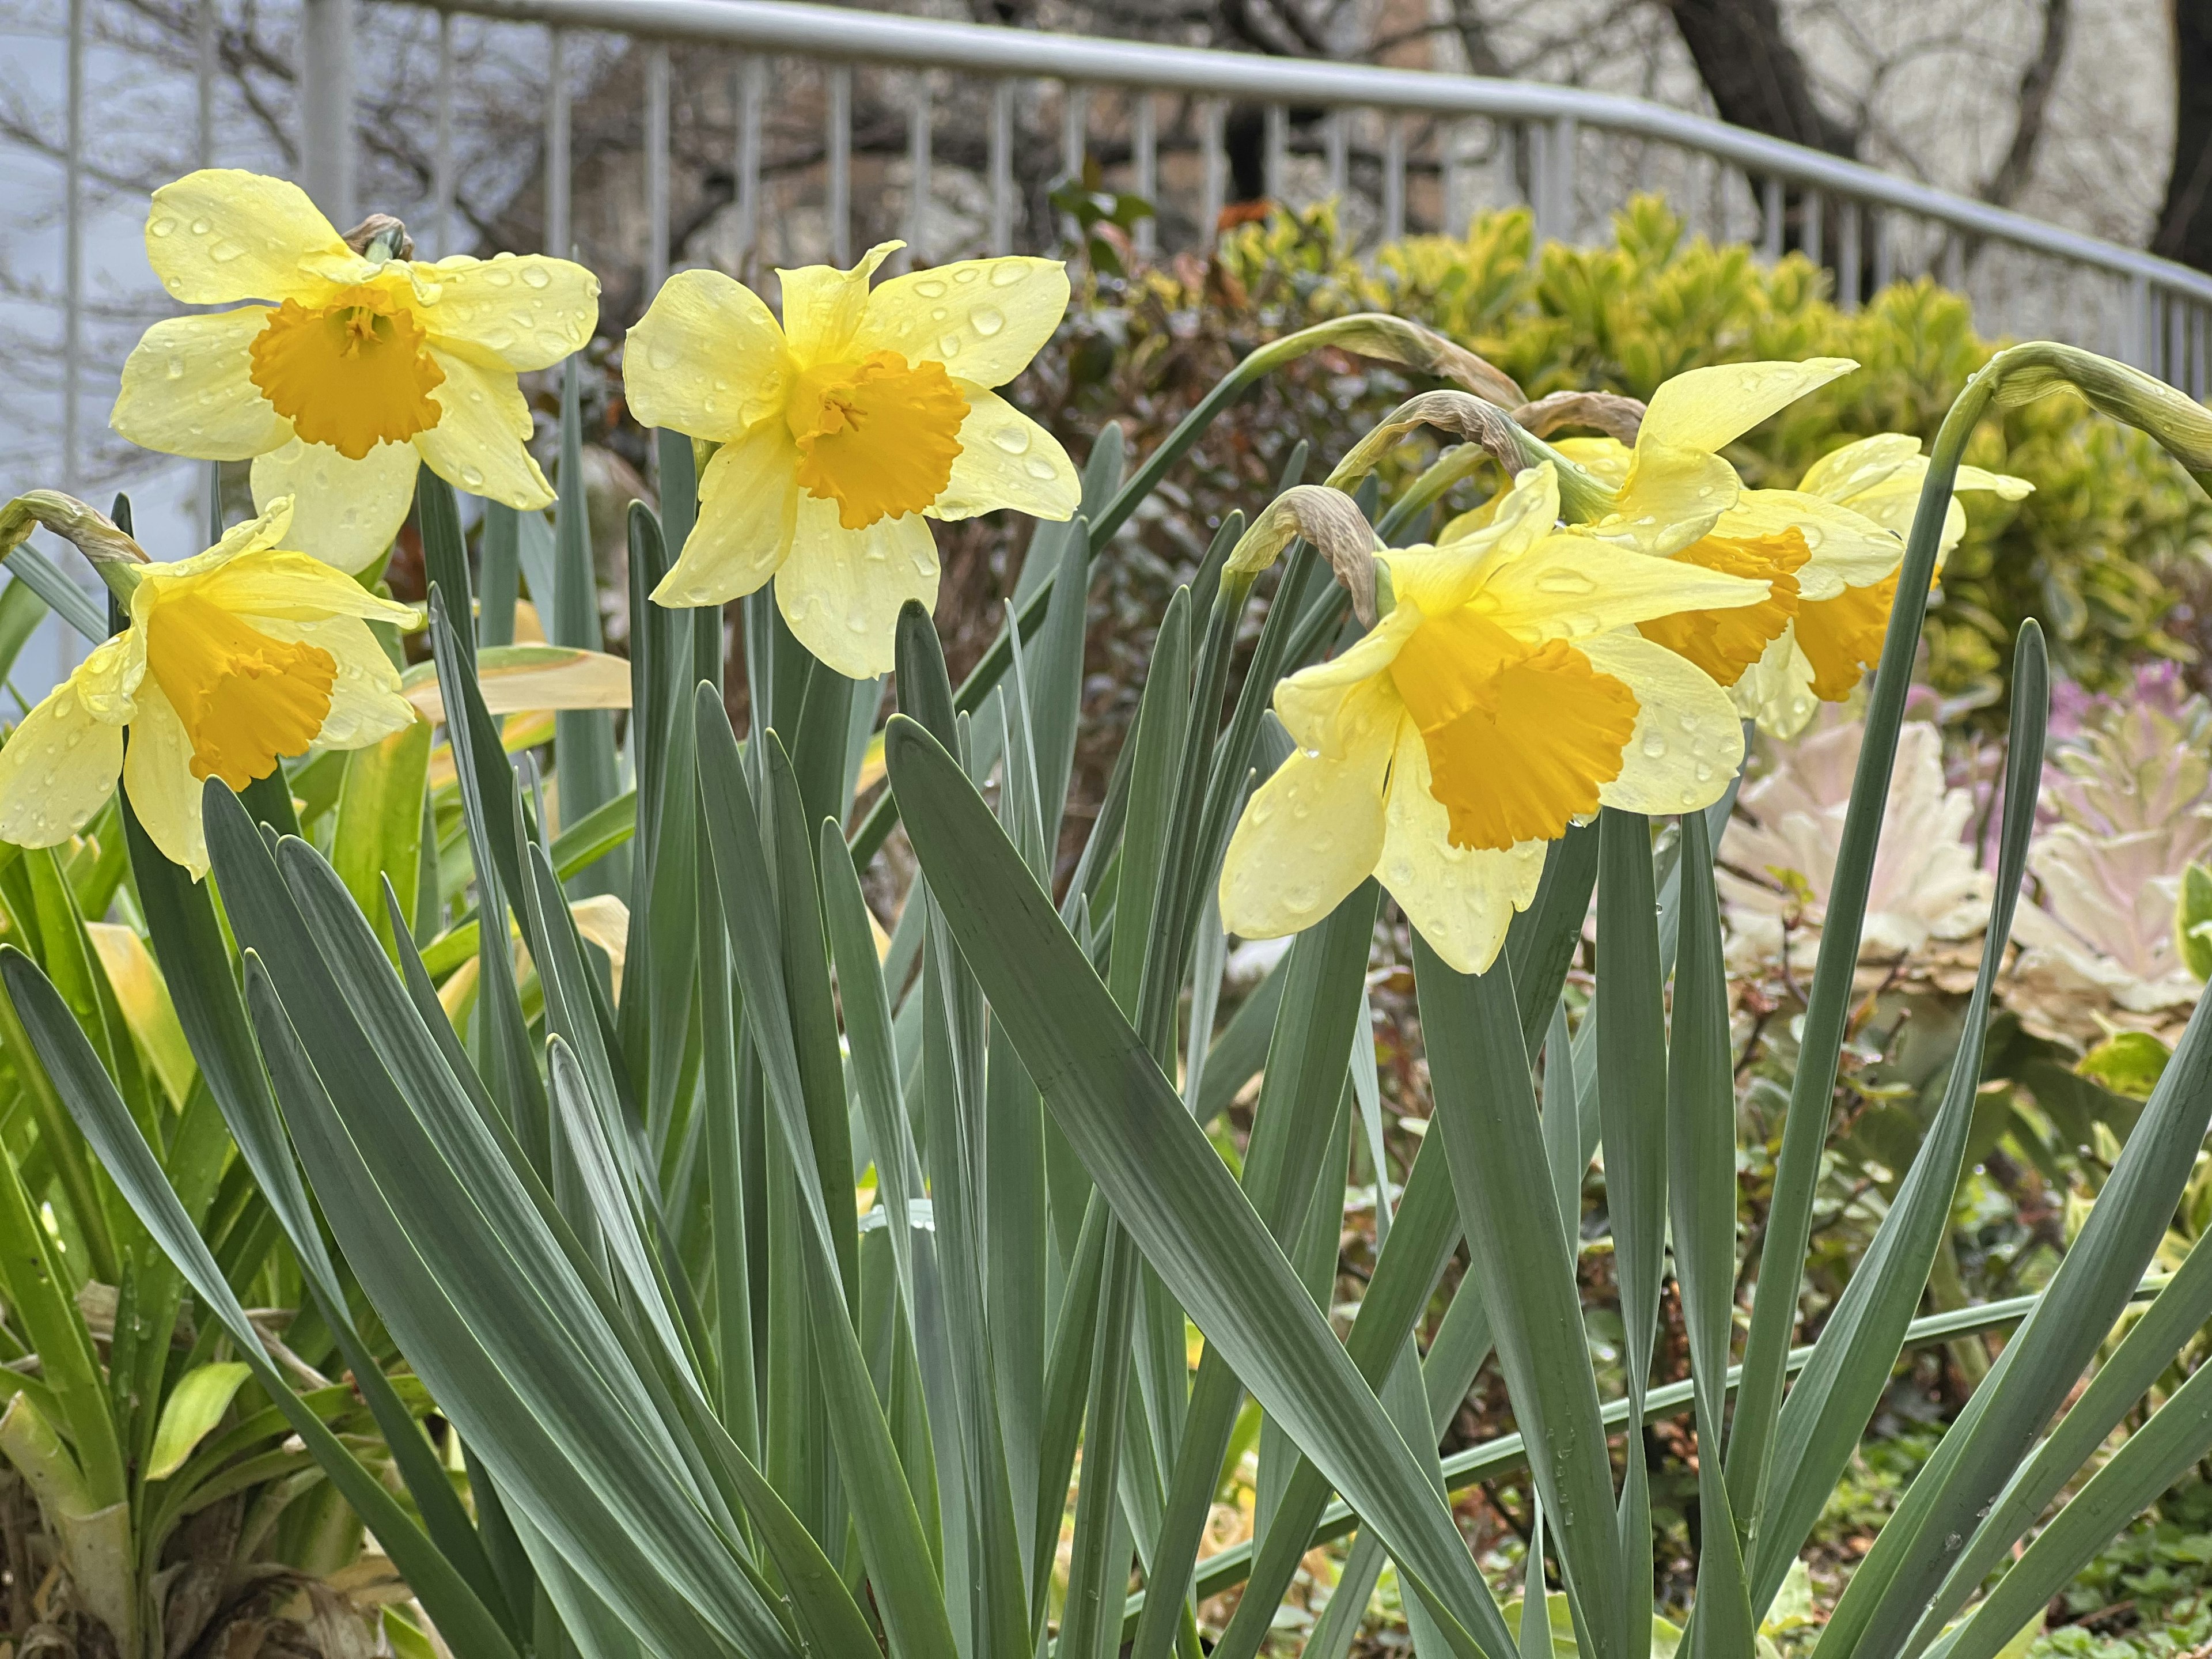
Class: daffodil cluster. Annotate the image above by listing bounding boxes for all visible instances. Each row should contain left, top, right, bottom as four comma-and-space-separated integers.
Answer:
1219, 465, 1763, 974
624, 241, 1080, 678
113, 170, 599, 574
0, 499, 416, 874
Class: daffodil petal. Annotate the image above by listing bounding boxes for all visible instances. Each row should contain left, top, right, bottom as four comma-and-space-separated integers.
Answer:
120, 687, 211, 876
928, 388, 1078, 521
653, 422, 800, 608
1639, 358, 1856, 454
624, 268, 790, 439
1796, 433, 1924, 501
857, 257, 1070, 388
143, 169, 353, 305
1594, 442, 1740, 556
251, 613, 416, 748
1377, 719, 1544, 975
775, 494, 935, 679
1575, 630, 1745, 815
1551, 435, 1633, 487
249, 438, 419, 574
1218, 686, 1396, 941
418, 252, 600, 373
112, 309, 291, 461
1732, 626, 1819, 738
184, 550, 415, 626
0, 673, 125, 850
1272, 608, 1421, 750
1715, 489, 1902, 600
1389, 464, 1560, 613
1472, 531, 1770, 643
778, 243, 900, 366
412, 351, 551, 510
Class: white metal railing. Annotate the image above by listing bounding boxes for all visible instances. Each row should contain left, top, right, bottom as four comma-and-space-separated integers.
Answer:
39, 0, 2212, 514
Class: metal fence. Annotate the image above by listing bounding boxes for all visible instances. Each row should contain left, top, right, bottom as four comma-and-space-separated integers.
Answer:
41, 0, 2212, 512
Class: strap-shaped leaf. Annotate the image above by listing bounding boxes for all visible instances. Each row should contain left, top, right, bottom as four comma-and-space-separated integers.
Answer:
885, 714, 1506, 1653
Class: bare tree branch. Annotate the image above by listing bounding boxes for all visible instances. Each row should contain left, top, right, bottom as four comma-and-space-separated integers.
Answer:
1980, 0, 2071, 209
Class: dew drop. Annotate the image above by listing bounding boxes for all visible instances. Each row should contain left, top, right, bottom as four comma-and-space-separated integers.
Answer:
1694, 760, 1714, 782
190, 217, 213, 235
952, 266, 980, 284
150, 215, 177, 238
913, 278, 948, 299
1642, 731, 1669, 759
460, 464, 486, 488
1023, 457, 1058, 480
648, 341, 680, 370
988, 260, 1026, 287
989, 424, 1031, 456
930, 306, 949, 322
166, 358, 187, 381
1535, 569, 1594, 596
938, 334, 964, 358
847, 606, 872, 633
971, 306, 1006, 337
521, 263, 552, 289
485, 267, 514, 288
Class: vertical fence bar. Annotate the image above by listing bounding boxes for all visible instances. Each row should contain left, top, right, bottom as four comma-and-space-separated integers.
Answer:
1802, 186, 1823, 268
301, 0, 355, 222
1324, 108, 1347, 200
433, 13, 454, 256
2127, 271, 2150, 369
1528, 120, 1550, 241
734, 56, 763, 267
2193, 303, 2208, 400
1062, 82, 1087, 179
62, 0, 85, 499
1382, 115, 1405, 241
827, 63, 851, 266
1200, 98, 1226, 242
1132, 90, 1156, 256
645, 42, 670, 298
1871, 209, 1893, 296
1444, 119, 1468, 234
907, 76, 933, 265
2169, 287, 2187, 385
990, 78, 1016, 253
1760, 175, 1783, 262
196, 0, 216, 165
1839, 199, 1862, 310
546, 28, 570, 255
1263, 101, 1286, 202
1548, 113, 1576, 244
1942, 230, 1964, 293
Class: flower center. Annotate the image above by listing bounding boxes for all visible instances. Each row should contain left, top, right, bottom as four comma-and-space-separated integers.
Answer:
1389, 607, 1639, 851
786, 350, 969, 531
248, 285, 445, 461
145, 590, 337, 790
1794, 573, 1899, 702
1635, 529, 1810, 688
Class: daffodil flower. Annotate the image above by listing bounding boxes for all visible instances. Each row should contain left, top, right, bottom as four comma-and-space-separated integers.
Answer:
1731, 434, 2032, 736
624, 241, 1080, 678
112, 170, 599, 574
1218, 465, 1766, 974
0, 498, 415, 875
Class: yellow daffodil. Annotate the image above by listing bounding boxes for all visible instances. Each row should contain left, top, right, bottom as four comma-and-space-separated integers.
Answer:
0, 498, 415, 876
112, 170, 599, 574
624, 241, 1080, 678
1218, 465, 1766, 974
1731, 434, 2033, 735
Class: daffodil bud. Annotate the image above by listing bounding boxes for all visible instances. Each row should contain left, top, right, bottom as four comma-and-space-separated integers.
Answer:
1324, 390, 1615, 523
1314, 315, 1525, 407
1, 490, 151, 603
1222, 484, 1380, 622
1512, 389, 1646, 444
1986, 342, 2212, 493
344, 213, 414, 263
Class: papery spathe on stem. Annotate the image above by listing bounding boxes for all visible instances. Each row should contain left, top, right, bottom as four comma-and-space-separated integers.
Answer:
1222, 484, 1380, 622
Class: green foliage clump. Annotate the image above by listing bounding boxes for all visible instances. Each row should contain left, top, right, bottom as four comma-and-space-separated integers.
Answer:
1050, 196, 2211, 719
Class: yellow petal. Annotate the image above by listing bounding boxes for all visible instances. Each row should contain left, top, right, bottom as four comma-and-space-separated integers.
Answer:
249, 437, 420, 574
1474, 531, 1770, 643
412, 351, 552, 510
144, 169, 354, 305
0, 670, 126, 850
179, 549, 415, 626
624, 268, 789, 440
112, 309, 291, 462
84, 922, 197, 1106
1575, 631, 1745, 815
653, 422, 800, 608
778, 243, 900, 367
1551, 435, 1633, 487
120, 687, 211, 876
775, 495, 935, 679
418, 252, 600, 372
1732, 626, 1819, 738
1594, 442, 1740, 556
401, 644, 632, 724
1387, 463, 1560, 615
1639, 358, 1857, 454
1713, 489, 1902, 600
929, 388, 1078, 522
251, 613, 415, 747
1218, 681, 1396, 941
1796, 433, 1925, 501
1377, 719, 1544, 975
1272, 607, 1422, 751
857, 257, 1071, 389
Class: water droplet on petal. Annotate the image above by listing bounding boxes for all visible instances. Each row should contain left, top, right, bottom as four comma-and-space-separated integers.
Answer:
990, 424, 1030, 455
1642, 731, 1669, 759
521, 263, 552, 289
847, 606, 872, 632
1535, 569, 1594, 596
988, 260, 1027, 287
190, 217, 213, 235
209, 238, 245, 263
150, 216, 176, 238
1023, 457, 1058, 480
953, 266, 980, 285
913, 278, 948, 299
486, 267, 514, 287
460, 464, 486, 488
938, 334, 963, 358
971, 306, 1005, 337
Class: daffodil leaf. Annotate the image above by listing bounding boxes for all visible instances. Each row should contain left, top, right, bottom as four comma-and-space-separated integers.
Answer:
146, 1361, 251, 1481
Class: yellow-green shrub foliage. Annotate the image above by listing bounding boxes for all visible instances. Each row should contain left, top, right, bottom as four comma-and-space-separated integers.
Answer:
1058, 195, 2209, 715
